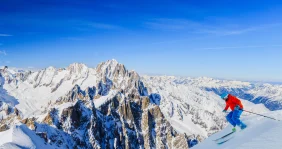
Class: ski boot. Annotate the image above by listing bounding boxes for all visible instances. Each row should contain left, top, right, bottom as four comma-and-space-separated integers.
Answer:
240, 123, 247, 130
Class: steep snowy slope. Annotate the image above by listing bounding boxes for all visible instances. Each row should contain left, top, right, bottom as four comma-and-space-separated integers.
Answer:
142, 76, 269, 139
2, 63, 96, 117
143, 76, 282, 111
194, 110, 282, 149
0, 124, 53, 149
142, 76, 226, 138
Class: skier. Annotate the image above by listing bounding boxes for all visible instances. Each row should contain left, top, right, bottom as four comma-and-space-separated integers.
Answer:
221, 93, 247, 132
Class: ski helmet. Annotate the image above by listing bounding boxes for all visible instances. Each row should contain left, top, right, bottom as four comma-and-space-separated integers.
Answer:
220, 93, 228, 100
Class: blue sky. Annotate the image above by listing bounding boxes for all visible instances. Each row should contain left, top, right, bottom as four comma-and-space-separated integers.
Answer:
1, 0, 282, 82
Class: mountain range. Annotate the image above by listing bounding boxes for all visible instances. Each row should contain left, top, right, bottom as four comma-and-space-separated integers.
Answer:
0, 59, 281, 148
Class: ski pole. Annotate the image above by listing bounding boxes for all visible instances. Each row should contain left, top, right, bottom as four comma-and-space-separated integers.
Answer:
242, 110, 280, 121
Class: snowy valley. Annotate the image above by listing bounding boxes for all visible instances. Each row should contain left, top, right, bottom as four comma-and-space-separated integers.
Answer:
0, 59, 282, 149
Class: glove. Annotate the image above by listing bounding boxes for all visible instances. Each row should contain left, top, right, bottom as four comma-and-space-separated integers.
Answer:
222, 110, 227, 113
235, 105, 241, 110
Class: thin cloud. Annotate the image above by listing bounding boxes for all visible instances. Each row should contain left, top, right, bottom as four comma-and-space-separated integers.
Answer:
194, 45, 282, 51
144, 18, 282, 35
0, 50, 7, 55
88, 22, 121, 29
0, 34, 12, 37
144, 18, 202, 30
73, 21, 122, 31
198, 23, 282, 36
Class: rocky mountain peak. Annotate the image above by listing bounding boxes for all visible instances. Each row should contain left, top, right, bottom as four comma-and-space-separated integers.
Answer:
96, 59, 127, 78
67, 63, 88, 75
56, 84, 96, 104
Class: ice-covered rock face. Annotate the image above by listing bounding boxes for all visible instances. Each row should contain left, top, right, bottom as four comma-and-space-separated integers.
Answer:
67, 63, 88, 75
0, 66, 31, 85
0, 100, 21, 132
96, 59, 146, 95
0, 60, 192, 148
1, 60, 149, 118
36, 85, 190, 149
96, 59, 121, 77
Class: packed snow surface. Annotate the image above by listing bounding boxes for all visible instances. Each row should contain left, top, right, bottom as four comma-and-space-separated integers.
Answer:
194, 110, 282, 149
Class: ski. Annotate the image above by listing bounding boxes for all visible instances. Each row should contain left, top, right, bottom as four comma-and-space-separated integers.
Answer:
213, 131, 235, 141
217, 137, 233, 145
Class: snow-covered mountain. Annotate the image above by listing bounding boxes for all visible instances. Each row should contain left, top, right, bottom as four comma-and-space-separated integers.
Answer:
0, 60, 192, 148
142, 76, 282, 111
0, 60, 279, 148
142, 76, 227, 138
141, 76, 270, 138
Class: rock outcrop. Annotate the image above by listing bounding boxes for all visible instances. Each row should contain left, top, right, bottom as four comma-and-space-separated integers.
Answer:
32, 63, 191, 148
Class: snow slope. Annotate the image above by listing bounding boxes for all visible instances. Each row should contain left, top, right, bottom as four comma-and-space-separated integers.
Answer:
0, 124, 52, 149
2, 63, 97, 118
142, 76, 282, 111
194, 110, 282, 149
142, 76, 269, 138
142, 76, 227, 138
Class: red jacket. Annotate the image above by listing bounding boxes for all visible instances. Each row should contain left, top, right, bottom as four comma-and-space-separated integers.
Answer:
224, 94, 243, 111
